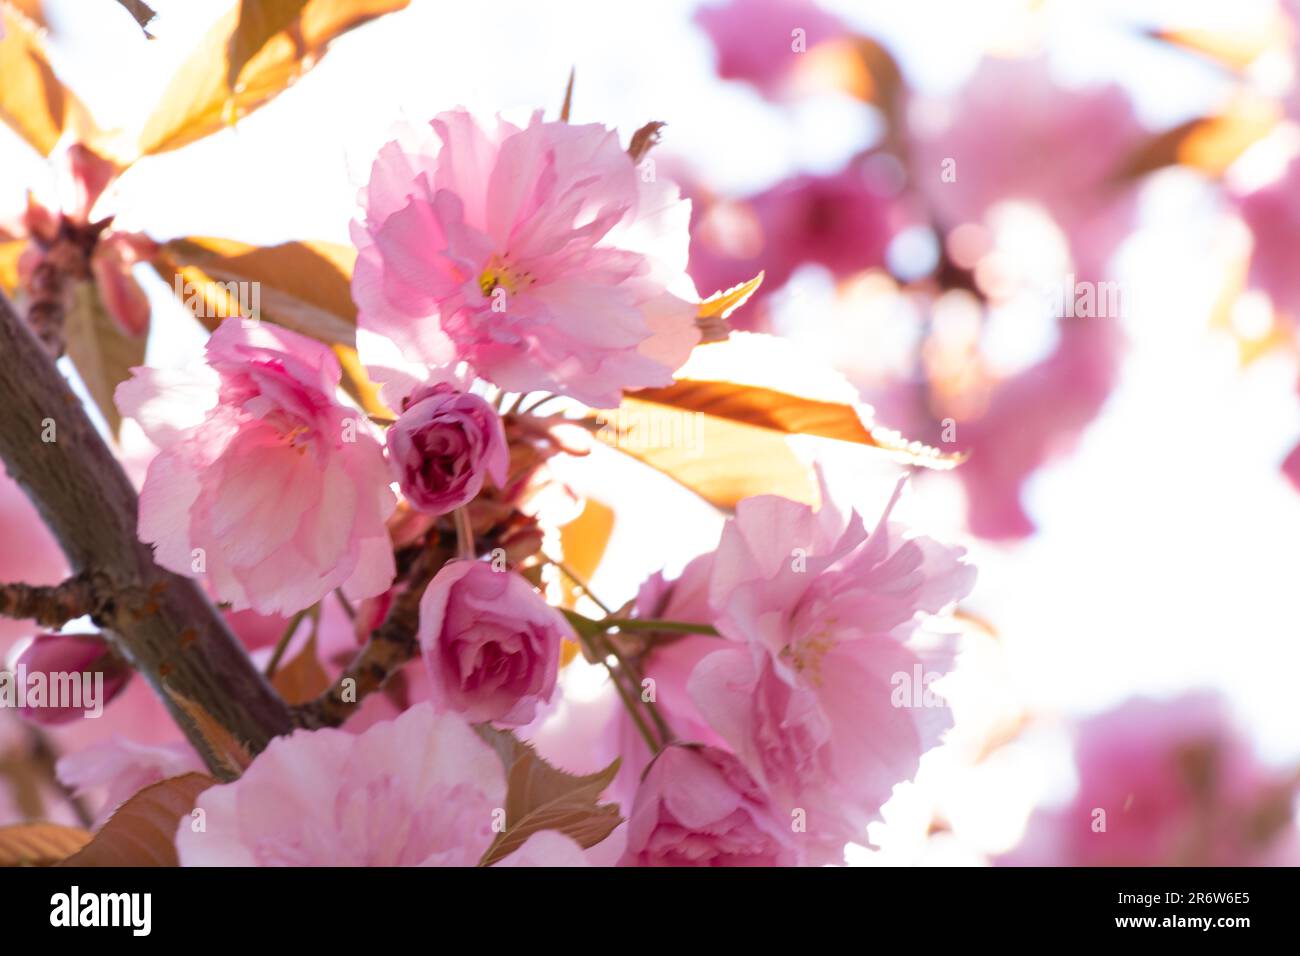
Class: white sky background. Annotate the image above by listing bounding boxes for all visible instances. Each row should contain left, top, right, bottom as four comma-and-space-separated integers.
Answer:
4, 0, 1300, 863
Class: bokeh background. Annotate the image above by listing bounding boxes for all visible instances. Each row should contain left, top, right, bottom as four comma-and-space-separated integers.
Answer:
3, 0, 1300, 865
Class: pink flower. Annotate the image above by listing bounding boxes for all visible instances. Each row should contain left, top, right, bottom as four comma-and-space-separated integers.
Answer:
58, 736, 204, 826
688, 165, 898, 325
115, 318, 396, 616
13, 632, 132, 725
695, 0, 846, 97
1000, 694, 1300, 867
911, 55, 1143, 278
351, 109, 701, 408
688, 482, 975, 861
1237, 155, 1300, 319
0, 471, 67, 658
418, 561, 569, 725
387, 383, 508, 515
175, 703, 584, 866
620, 743, 801, 866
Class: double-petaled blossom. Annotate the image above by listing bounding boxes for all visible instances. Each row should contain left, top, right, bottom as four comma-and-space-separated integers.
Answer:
418, 561, 569, 725
620, 744, 801, 866
683, 482, 975, 862
115, 318, 396, 616
351, 108, 701, 408
386, 383, 508, 515
174, 704, 587, 866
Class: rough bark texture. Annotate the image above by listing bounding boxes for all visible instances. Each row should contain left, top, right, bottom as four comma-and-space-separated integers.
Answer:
0, 291, 292, 777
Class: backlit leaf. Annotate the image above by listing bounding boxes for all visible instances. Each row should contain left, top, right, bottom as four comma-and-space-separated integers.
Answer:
0, 5, 75, 155
57, 773, 214, 867
62, 280, 148, 439
0, 822, 91, 866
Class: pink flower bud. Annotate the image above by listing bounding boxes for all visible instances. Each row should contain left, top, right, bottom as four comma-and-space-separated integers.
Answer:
387, 384, 508, 516
12, 632, 131, 725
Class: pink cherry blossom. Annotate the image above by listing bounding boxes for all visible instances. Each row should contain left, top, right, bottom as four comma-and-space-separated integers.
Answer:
688, 164, 899, 326
351, 109, 701, 408
911, 55, 1144, 278
387, 383, 508, 515
58, 736, 205, 827
0, 470, 67, 658
1237, 155, 1300, 320
687, 482, 975, 862
418, 561, 568, 725
175, 703, 584, 866
695, 0, 846, 98
620, 743, 800, 866
115, 318, 396, 616
1000, 694, 1300, 867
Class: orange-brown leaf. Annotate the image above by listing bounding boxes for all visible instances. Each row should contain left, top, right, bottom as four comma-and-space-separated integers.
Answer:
475, 726, 621, 865
0, 822, 91, 866
270, 632, 331, 705
62, 280, 147, 439
227, 0, 310, 89
558, 498, 615, 610
1112, 101, 1279, 181
58, 773, 215, 867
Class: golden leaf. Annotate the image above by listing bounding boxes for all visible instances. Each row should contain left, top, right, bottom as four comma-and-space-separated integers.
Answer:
137, 0, 410, 156
62, 280, 148, 440
270, 632, 331, 706
558, 498, 615, 610
0, 822, 91, 867
1111, 99, 1279, 182
0, 5, 76, 155
227, 0, 310, 89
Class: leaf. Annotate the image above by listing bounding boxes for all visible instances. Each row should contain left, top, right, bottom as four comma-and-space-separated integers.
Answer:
626, 120, 665, 163
1148, 26, 1280, 71
0, 5, 76, 155
228, 0, 310, 89
696, 271, 764, 341
270, 631, 330, 705
159, 236, 358, 341
558, 498, 615, 610
1111, 100, 1279, 181
597, 333, 962, 509
114, 0, 157, 36
475, 726, 621, 866
57, 773, 215, 867
155, 236, 388, 416
0, 239, 24, 293
0, 823, 91, 866
62, 280, 148, 440
163, 686, 253, 780
138, 0, 410, 155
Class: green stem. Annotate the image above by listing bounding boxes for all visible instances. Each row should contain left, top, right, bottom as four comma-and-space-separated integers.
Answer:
602, 617, 719, 636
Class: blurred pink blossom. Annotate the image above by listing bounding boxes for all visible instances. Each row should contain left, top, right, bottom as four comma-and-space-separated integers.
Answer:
695, 0, 845, 97
1000, 694, 1300, 867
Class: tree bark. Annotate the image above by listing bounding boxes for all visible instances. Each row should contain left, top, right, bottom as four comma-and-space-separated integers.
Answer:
0, 290, 292, 777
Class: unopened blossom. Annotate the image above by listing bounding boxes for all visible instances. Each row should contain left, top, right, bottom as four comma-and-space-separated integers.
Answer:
620, 744, 801, 866
12, 632, 132, 725
387, 383, 508, 515
352, 108, 701, 408
115, 318, 396, 616
175, 704, 586, 866
3, 143, 155, 342
418, 561, 569, 725
687, 482, 975, 862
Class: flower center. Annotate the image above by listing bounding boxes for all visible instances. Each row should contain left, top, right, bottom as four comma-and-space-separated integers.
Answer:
780, 620, 836, 687
477, 254, 534, 298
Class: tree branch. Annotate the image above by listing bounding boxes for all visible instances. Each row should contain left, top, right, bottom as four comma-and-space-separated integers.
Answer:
0, 572, 104, 628
0, 290, 292, 778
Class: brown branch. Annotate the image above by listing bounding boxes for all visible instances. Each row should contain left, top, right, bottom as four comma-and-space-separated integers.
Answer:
0, 571, 106, 628
294, 541, 452, 729
0, 290, 293, 778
